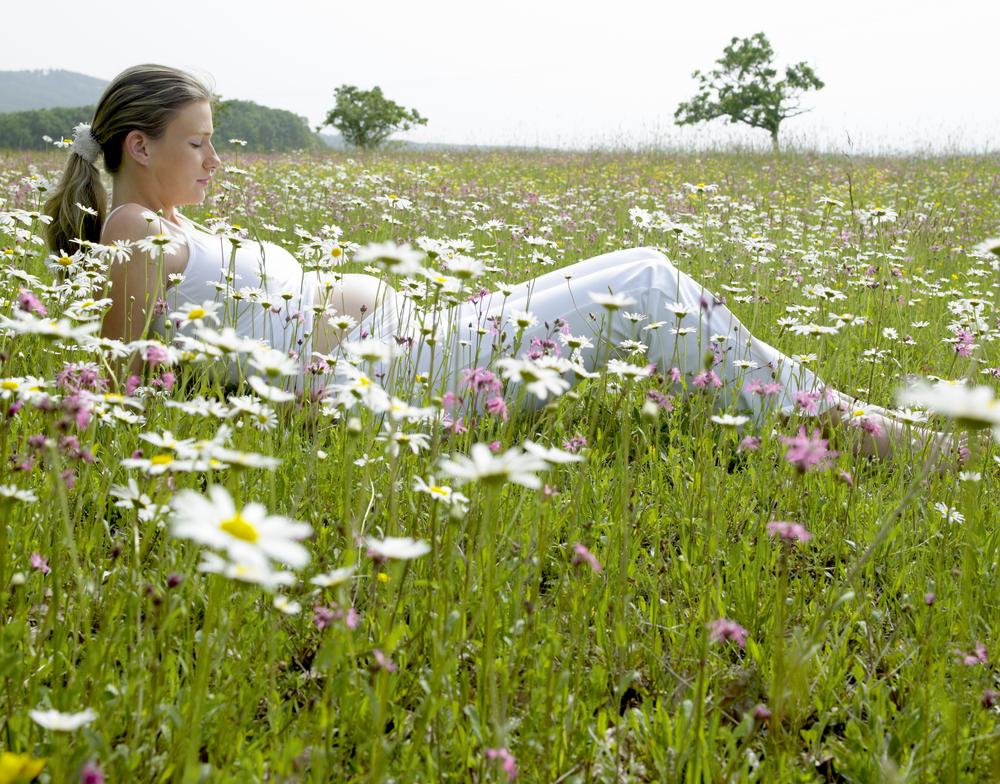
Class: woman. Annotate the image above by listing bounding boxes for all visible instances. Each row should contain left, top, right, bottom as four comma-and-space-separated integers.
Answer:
42, 64, 952, 463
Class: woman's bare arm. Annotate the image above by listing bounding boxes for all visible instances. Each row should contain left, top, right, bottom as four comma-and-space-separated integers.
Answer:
100, 206, 188, 376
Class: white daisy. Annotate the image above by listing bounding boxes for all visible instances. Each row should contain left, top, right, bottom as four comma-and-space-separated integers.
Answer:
170, 486, 312, 571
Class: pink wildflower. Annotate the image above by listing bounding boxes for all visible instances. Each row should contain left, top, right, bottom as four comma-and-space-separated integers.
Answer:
17, 289, 46, 317
373, 649, 397, 672
485, 747, 519, 782
738, 436, 761, 453
462, 367, 501, 394
562, 434, 588, 453
706, 617, 749, 648
79, 761, 106, 784
143, 345, 169, 366
571, 542, 602, 573
30, 553, 50, 574
751, 704, 772, 722
778, 427, 838, 473
647, 389, 673, 411
485, 396, 509, 422
954, 642, 988, 666
766, 521, 813, 544
853, 418, 884, 439
312, 605, 336, 630
55, 362, 107, 393
794, 390, 821, 416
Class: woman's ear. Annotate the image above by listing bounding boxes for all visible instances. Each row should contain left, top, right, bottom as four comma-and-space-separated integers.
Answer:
123, 130, 152, 167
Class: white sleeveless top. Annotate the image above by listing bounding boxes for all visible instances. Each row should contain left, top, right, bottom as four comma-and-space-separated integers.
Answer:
106, 207, 320, 383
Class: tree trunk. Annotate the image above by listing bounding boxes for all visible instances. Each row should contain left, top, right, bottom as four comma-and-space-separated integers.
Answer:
771, 128, 780, 153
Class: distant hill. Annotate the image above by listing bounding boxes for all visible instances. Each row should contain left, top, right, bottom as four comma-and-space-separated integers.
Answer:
0, 69, 107, 113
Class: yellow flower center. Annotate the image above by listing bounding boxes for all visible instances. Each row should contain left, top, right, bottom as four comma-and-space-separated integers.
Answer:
220, 511, 259, 542
57, 256, 73, 266
1, 381, 18, 390
330, 247, 342, 257
188, 308, 206, 320
430, 486, 448, 496
151, 454, 173, 466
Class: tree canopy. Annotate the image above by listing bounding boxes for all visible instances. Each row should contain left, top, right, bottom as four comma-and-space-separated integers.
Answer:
674, 33, 824, 152
212, 100, 321, 153
323, 85, 427, 150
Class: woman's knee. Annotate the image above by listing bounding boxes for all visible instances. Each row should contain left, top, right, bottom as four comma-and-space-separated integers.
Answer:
324, 274, 395, 323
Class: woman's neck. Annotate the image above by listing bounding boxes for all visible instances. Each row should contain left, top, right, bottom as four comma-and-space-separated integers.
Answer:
110, 177, 179, 224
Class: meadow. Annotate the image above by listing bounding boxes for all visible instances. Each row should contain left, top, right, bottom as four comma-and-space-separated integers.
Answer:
0, 144, 999, 783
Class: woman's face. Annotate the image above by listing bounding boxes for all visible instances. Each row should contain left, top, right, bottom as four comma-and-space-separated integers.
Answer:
145, 100, 220, 207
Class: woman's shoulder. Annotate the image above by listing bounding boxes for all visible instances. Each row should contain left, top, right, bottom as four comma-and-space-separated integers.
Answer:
101, 203, 178, 244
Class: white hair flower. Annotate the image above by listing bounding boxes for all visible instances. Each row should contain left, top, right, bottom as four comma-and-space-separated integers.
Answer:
71, 123, 101, 165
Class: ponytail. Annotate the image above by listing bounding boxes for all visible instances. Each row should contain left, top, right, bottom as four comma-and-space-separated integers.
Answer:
43, 144, 108, 255
42, 64, 213, 254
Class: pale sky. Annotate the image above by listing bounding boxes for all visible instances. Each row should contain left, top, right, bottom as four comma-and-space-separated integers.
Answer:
5, 0, 998, 153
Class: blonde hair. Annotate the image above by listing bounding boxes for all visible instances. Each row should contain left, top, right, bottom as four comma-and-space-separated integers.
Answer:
43, 64, 213, 254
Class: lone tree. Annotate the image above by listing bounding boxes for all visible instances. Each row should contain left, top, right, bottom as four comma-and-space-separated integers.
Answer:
674, 33, 823, 152
323, 85, 427, 150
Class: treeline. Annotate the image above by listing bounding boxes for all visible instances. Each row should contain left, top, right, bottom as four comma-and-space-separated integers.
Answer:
0, 99, 323, 153
213, 99, 322, 153
0, 106, 94, 150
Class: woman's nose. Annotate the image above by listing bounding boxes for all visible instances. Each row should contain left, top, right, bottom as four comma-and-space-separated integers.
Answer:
207, 145, 221, 170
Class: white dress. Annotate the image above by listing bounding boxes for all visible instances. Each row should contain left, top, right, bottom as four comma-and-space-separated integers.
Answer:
354, 247, 826, 418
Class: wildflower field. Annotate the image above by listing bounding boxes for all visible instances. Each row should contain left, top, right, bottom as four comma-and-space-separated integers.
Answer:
1, 145, 1000, 783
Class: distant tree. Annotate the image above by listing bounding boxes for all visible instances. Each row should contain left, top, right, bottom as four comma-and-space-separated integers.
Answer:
674, 33, 824, 152
323, 85, 427, 150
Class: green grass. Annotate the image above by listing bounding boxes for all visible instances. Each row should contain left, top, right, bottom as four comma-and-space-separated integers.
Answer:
0, 146, 998, 783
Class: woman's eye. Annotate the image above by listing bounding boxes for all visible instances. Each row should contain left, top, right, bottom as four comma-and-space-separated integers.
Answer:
191, 143, 202, 148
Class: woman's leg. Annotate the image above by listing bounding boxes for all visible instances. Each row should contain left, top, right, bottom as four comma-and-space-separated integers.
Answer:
820, 388, 972, 467
314, 274, 396, 354
395, 248, 824, 418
